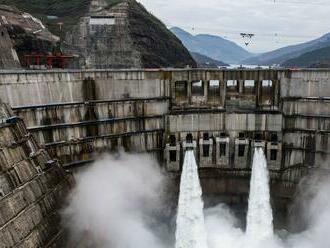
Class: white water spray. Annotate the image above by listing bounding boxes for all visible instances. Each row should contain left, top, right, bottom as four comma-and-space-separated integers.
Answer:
246, 147, 274, 241
175, 150, 208, 248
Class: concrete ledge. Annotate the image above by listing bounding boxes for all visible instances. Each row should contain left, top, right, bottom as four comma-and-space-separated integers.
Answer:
27, 115, 164, 131
12, 97, 170, 110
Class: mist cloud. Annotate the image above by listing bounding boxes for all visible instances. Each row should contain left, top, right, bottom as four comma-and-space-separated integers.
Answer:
205, 174, 330, 248
287, 174, 330, 248
63, 153, 170, 248
62, 151, 330, 248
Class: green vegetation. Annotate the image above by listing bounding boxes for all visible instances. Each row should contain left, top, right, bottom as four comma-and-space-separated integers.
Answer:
0, 0, 89, 36
0, 0, 89, 16
0, 0, 125, 36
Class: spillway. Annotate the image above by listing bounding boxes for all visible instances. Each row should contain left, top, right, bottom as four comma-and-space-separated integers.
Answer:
246, 147, 274, 241
175, 150, 208, 248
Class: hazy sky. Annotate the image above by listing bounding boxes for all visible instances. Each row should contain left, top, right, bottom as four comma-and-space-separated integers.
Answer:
138, 0, 330, 53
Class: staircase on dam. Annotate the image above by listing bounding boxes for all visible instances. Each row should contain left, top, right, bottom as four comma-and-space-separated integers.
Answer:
0, 68, 329, 206
0, 103, 73, 247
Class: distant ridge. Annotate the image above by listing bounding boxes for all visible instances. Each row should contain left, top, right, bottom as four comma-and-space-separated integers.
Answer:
191, 52, 229, 68
282, 46, 330, 68
243, 33, 330, 66
171, 27, 253, 64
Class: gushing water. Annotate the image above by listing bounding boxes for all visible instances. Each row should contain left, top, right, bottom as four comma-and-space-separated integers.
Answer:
246, 147, 274, 241
175, 150, 208, 248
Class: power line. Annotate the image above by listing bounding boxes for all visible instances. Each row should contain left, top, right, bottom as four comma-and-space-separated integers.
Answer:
173, 24, 326, 48
178, 25, 319, 40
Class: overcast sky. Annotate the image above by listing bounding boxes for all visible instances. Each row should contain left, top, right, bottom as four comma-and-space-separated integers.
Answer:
138, 0, 330, 53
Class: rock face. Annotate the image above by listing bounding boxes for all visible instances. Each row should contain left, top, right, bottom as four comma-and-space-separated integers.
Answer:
0, 103, 73, 247
0, 24, 20, 69
0, 5, 59, 68
64, 0, 196, 68
65, 0, 141, 69
0, 0, 195, 69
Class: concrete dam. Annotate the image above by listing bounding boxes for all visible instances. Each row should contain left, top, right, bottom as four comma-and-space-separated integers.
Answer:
1, 68, 330, 246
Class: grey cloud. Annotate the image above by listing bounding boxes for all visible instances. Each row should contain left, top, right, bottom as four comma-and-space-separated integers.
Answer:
138, 0, 330, 52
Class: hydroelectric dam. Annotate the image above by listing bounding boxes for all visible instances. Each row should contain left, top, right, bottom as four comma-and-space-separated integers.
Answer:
1, 68, 330, 246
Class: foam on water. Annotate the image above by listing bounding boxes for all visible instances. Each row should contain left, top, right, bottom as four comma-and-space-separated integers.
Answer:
175, 150, 208, 248
246, 147, 274, 241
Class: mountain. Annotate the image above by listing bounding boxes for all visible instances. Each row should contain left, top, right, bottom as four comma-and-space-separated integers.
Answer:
282, 46, 330, 68
171, 27, 253, 64
0, 0, 196, 69
126, 1, 196, 68
191, 52, 229, 68
243, 33, 330, 66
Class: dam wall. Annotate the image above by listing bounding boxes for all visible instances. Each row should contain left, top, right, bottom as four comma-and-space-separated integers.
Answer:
280, 71, 330, 171
0, 69, 329, 204
0, 103, 73, 247
0, 70, 169, 166
0, 70, 168, 105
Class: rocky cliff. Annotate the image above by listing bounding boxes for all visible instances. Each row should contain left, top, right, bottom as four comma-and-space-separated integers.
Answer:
0, 0, 195, 69
0, 103, 73, 247
65, 0, 196, 68
0, 23, 20, 69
